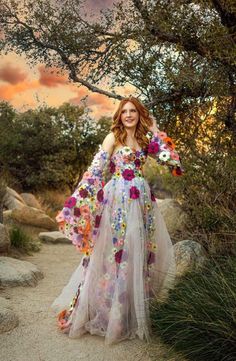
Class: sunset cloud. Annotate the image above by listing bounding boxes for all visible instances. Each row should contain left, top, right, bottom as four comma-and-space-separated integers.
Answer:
38, 65, 69, 87
0, 80, 39, 101
0, 63, 28, 84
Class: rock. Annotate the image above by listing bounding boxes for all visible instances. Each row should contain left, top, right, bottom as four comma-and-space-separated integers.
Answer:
0, 224, 10, 253
3, 210, 53, 240
156, 198, 187, 235
11, 205, 57, 231
0, 256, 44, 287
174, 240, 207, 277
0, 296, 19, 333
3, 187, 26, 210
39, 231, 70, 244
20, 193, 42, 210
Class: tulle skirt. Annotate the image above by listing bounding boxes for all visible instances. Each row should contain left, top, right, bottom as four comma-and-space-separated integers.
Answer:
50, 175, 176, 345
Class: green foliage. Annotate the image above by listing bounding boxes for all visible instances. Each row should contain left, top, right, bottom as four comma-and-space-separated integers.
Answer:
150, 257, 236, 361
0, 101, 110, 192
9, 226, 41, 254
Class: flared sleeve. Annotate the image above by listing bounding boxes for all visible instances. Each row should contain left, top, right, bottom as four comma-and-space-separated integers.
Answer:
56, 145, 110, 256
146, 130, 184, 176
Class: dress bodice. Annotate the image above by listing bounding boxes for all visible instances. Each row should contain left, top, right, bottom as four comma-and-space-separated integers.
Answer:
109, 146, 148, 180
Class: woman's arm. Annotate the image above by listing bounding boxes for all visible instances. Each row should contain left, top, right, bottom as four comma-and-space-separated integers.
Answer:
101, 132, 116, 156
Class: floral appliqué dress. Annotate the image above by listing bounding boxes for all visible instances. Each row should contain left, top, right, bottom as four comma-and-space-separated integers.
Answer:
50, 130, 184, 345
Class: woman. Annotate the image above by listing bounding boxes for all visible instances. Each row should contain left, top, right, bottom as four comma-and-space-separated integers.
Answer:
50, 96, 184, 345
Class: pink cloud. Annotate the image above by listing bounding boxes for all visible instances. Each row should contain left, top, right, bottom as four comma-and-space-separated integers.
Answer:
38, 65, 69, 87
0, 63, 28, 84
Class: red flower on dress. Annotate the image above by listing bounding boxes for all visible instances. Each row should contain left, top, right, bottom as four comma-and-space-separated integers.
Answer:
122, 169, 135, 181
95, 215, 102, 227
150, 191, 156, 202
79, 188, 88, 198
147, 251, 155, 264
115, 249, 128, 263
172, 166, 183, 176
134, 158, 141, 168
130, 186, 140, 199
109, 160, 116, 174
97, 189, 104, 202
64, 196, 76, 208
147, 141, 159, 154
74, 207, 81, 217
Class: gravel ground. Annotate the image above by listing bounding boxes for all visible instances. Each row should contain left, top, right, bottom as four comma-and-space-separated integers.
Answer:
0, 243, 154, 361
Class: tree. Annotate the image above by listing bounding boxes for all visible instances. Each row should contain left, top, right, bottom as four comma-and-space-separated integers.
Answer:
0, 101, 110, 191
0, 0, 235, 140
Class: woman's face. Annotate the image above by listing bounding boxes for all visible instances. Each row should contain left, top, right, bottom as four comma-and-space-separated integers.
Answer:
120, 101, 139, 130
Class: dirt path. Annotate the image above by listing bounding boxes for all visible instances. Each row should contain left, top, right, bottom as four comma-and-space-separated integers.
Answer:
0, 243, 155, 361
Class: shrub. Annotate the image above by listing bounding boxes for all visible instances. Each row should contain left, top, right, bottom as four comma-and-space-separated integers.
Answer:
150, 256, 236, 361
9, 226, 41, 254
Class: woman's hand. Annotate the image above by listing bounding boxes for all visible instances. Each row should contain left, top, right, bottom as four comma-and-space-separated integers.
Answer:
149, 116, 160, 133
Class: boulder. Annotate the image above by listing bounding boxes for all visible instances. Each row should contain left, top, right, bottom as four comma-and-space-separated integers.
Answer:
0, 297, 19, 333
156, 198, 187, 235
3, 210, 53, 240
20, 193, 42, 210
0, 256, 44, 287
11, 205, 57, 231
3, 187, 26, 210
174, 239, 207, 277
0, 224, 10, 253
39, 231, 70, 244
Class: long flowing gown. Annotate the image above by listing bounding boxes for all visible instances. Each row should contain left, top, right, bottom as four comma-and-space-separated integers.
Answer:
50, 130, 183, 345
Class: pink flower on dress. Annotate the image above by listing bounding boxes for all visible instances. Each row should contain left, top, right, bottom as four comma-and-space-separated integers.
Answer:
170, 151, 180, 161
157, 131, 167, 140
148, 141, 159, 154
79, 188, 88, 198
80, 205, 90, 219
97, 189, 104, 202
122, 169, 135, 181
64, 196, 76, 208
130, 186, 140, 199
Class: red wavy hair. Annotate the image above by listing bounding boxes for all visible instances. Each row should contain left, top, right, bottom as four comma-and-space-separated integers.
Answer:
110, 96, 154, 149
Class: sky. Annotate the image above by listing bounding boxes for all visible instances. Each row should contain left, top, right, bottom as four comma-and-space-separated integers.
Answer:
0, 0, 134, 120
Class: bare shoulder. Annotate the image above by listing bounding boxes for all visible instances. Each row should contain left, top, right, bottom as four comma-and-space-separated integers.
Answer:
101, 132, 116, 155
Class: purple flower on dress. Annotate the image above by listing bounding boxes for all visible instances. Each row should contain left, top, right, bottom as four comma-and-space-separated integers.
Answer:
74, 207, 81, 217
88, 178, 95, 185
97, 189, 104, 202
62, 207, 71, 217
79, 188, 88, 198
130, 186, 140, 199
115, 249, 128, 263
109, 160, 116, 174
122, 169, 135, 181
148, 141, 159, 154
64, 196, 76, 208
112, 237, 118, 245
118, 291, 127, 304
95, 215, 102, 227
147, 251, 155, 265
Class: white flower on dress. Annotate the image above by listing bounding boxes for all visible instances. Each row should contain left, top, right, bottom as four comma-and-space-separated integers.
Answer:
159, 151, 170, 161
104, 273, 110, 280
